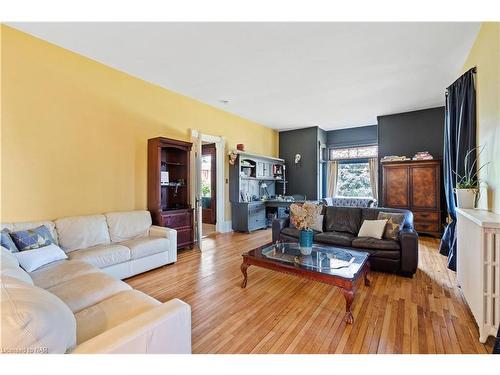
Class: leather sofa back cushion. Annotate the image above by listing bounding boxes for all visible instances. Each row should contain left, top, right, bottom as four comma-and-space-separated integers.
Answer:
1, 276, 76, 353
105, 211, 152, 242
55, 215, 111, 253
324, 207, 362, 235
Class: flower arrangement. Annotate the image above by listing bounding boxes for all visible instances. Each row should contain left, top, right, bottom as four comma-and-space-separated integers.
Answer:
228, 150, 238, 165
290, 202, 322, 231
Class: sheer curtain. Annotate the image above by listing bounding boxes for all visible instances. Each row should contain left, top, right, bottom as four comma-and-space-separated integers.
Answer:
327, 161, 339, 197
368, 158, 378, 200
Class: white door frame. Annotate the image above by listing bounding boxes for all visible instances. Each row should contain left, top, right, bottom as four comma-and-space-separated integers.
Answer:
190, 130, 226, 235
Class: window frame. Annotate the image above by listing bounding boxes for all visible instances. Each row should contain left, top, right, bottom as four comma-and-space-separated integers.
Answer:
329, 144, 378, 199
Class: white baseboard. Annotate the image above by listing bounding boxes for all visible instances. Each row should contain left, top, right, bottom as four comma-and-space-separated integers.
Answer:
218, 220, 233, 233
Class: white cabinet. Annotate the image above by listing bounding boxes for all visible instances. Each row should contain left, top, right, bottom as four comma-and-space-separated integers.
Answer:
456, 208, 500, 343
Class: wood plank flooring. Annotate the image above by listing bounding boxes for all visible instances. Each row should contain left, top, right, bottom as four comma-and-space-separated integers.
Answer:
126, 229, 495, 354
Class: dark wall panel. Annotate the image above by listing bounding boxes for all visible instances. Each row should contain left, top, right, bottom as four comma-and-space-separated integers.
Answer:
327, 125, 378, 148
377, 106, 445, 205
279, 127, 319, 200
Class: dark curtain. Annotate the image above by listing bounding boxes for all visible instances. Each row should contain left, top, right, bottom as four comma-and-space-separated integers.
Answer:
494, 324, 500, 354
439, 68, 476, 271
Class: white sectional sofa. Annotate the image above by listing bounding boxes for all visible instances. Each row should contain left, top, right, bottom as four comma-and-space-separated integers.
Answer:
1, 247, 191, 353
0, 210, 191, 354
2, 210, 177, 280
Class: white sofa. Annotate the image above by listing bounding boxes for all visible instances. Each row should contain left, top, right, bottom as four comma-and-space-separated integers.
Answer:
1, 210, 177, 280
0, 210, 191, 354
1, 247, 191, 353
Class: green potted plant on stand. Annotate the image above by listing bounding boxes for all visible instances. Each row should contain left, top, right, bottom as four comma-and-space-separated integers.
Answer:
454, 146, 489, 209
289, 202, 322, 255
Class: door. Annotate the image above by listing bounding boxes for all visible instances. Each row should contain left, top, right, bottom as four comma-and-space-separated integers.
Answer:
383, 165, 409, 208
192, 132, 203, 250
410, 165, 438, 209
201, 144, 216, 225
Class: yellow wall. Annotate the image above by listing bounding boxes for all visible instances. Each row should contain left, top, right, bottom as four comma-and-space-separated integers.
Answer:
1, 25, 278, 222
462, 22, 500, 214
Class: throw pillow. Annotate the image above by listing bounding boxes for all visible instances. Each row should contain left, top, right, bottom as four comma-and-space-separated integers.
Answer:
378, 212, 406, 240
358, 219, 388, 239
9, 225, 56, 251
1, 228, 19, 252
311, 214, 324, 232
13, 244, 68, 272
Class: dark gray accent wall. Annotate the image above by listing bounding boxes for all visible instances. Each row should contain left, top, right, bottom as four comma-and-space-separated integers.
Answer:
279, 126, 319, 200
377, 106, 445, 205
327, 125, 378, 148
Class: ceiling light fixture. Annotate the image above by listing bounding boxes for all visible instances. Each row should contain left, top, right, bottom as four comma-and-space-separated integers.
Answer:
218, 99, 230, 104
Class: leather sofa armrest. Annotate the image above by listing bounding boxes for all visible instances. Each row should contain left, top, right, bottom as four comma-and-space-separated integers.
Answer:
149, 225, 177, 263
272, 218, 290, 243
71, 299, 191, 354
399, 228, 419, 276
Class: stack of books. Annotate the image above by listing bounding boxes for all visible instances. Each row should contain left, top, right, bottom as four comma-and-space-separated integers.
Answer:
412, 151, 433, 160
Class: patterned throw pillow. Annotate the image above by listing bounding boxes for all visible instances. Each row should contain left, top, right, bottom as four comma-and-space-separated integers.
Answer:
378, 212, 405, 240
9, 225, 56, 251
1, 228, 19, 252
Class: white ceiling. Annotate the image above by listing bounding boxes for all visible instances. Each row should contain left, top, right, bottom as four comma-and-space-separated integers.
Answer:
9, 22, 480, 130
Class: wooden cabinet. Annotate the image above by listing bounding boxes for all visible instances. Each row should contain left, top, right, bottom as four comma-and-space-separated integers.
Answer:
148, 137, 194, 249
382, 160, 442, 236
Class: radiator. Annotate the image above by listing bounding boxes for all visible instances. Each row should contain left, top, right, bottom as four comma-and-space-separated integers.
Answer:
457, 208, 500, 343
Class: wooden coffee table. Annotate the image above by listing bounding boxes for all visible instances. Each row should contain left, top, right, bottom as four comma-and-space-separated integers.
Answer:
240, 242, 370, 324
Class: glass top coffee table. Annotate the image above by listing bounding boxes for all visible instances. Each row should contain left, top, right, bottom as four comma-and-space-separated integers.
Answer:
240, 242, 371, 324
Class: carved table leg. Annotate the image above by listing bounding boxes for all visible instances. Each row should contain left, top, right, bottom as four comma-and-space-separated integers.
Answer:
341, 288, 355, 324
240, 262, 249, 288
364, 262, 371, 287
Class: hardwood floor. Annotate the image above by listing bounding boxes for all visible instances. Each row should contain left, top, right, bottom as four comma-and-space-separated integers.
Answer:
126, 229, 495, 354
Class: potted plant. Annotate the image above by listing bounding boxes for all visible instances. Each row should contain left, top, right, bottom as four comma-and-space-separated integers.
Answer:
289, 202, 322, 255
453, 146, 489, 209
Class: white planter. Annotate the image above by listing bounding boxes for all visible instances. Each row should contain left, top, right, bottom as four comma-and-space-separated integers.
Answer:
455, 188, 478, 209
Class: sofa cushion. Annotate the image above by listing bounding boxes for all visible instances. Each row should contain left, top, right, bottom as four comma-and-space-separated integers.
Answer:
55, 215, 111, 253
105, 211, 152, 242
1, 228, 19, 252
75, 290, 160, 344
119, 236, 169, 260
361, 208, 413, 230
378, 212, 406, 240
1, 247, 34, 285
352, 237, 401, 251
47, 272, 131, 313
9, 225, 56, 251
314, 231, 355, 247
2, 221, 59, 246
324, 207, 362, 235
14, 244, 68, 272
1, 276, 76, 353
281, 227, 301, 239
30, 259, 97, 289
68, 244, 131, 269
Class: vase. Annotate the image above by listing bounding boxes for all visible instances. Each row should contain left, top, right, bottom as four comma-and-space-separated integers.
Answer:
455, 188, 478, 209
299, 229, 313, 255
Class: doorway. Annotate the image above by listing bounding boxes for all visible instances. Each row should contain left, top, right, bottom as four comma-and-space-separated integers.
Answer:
201, 143, 216, 237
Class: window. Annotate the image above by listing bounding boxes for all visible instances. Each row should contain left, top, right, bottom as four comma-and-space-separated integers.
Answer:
329, 145, 378, 198
336, 162, 372, 198
201, 155, 212, 197
330, 145, 378, 160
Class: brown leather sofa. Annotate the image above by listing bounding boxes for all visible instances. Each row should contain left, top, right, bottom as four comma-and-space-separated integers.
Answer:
272, 206, 419, 276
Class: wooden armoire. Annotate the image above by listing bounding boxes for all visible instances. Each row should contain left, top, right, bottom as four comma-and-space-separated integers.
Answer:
382, 160, 442, 237
147, 137, 194, 249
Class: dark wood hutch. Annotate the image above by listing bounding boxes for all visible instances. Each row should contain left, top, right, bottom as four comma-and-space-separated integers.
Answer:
381, 159, 443, 237
147, 137, 194, 249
